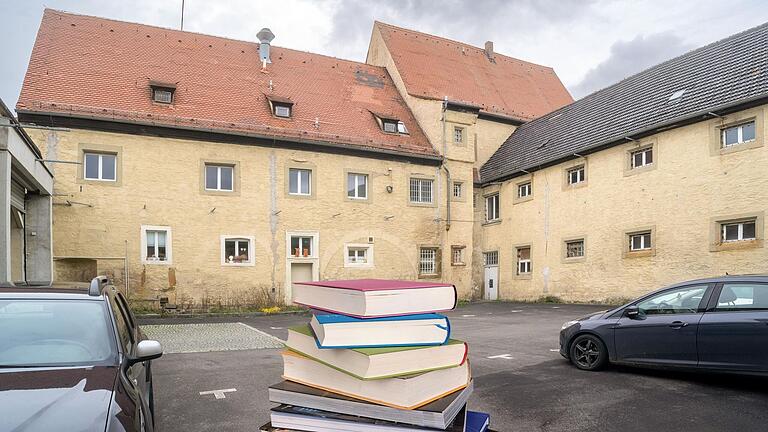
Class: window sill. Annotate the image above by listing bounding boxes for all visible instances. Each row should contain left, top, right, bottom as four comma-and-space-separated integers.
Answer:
623, 249, 656, 259
513, 273, 532, 280
142, 260, 171, 266
451, 263, 466, 267
286, 193, 315, 200
418, 273, 440, 279
563, 257, 586, 264
710, 239, 763, 252
623, 163, 657, 177
717, 139, 762, 155
564, 182, 588, 190
222, 262, 255, 267
408, 201, 436, 208
482, 219, 502, 227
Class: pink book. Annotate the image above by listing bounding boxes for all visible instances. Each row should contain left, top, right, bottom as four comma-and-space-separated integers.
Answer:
292, 279, 457, 318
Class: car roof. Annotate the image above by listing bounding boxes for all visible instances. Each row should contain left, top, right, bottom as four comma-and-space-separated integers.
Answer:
669, 274, 768, 286
0, 281, 106, 300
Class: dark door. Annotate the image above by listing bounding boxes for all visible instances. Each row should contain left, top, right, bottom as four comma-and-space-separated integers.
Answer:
698, 282, 768, 372
614, 284, 711, 366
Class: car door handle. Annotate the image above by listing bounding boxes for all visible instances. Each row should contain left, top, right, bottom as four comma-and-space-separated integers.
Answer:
669, 321, 688, 329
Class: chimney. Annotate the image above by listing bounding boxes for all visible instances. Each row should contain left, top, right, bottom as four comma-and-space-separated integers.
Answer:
257, 28, 275, 64
484, 41, 494, 61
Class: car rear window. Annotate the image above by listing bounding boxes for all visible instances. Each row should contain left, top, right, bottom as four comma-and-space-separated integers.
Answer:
0, 300, 117, 367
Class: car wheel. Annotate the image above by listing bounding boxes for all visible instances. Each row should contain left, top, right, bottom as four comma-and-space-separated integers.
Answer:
569, 334, 608, 371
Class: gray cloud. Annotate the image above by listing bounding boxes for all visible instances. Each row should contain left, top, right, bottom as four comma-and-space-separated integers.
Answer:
324, 0, 598, 61
570, 32, 696, 99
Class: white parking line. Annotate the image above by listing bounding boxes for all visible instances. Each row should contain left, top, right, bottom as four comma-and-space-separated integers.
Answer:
549, 349, 560, 352
238, 322, 286, 344
461, 314, 476, 317
487, 354, 514, 360
511, 310, 523, 313
199, 388, 237, 399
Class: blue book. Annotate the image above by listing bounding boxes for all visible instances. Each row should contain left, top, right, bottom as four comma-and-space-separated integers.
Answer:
310, 312, 451, 349
465, 411, 490, 432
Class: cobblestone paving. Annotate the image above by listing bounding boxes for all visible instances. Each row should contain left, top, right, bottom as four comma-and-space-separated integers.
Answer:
142, 322, 284, 353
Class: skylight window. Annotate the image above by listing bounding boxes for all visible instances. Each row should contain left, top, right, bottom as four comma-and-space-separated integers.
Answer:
668, 89, 686, 102
274, 103, 292, 118
149, 80, 177, 104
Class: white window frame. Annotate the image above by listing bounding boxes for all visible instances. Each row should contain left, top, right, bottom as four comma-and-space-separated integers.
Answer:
565, 239, 585, 258
288, 233, 318, 258
274, 104, 292, 118
347, 173, 368, 200
484, 251, 499, 266
721, 121, 756, 148
516, 247, 531, 275
220, 235, 255, 266
518, 182, 531, 198
205, 164, 234, 192
289, 168, 312, 196
409, 178, 433, 204
382, 119, 398, 133
721, 220, 757, 242
629, 232, 652, 251
140, 225, 172, 265
630, 147, 653, 169
419, 247, 439, 276
84, 152, 117, 182
396, 121, 408, 134
485, 193, 500, 222
567, 165, 585, 185
344, 243, 374, 268
453, 182, 463, 199
152, 88, 173, 104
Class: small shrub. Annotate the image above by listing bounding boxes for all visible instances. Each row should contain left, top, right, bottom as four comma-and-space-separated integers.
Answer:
536, 295, 564, 304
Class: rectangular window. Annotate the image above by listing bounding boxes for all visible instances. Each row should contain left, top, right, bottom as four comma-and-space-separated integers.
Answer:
451, 246, 465, 266
630, 231, 652, 251
409, 178, 433, 204
205, 164, 234, 191
383, 119, 398, 133
518, 182, 531, 198
485, 194, 500, 222
453, 182, 463, 199
565, 240, 585, 258
141, 225, 171, 264
222, 236, 254, 265
716, 283, 768, 311
721, 220, 756, 242
348, 248, 368, 263
484, 251, 498, 266
347, 173, 368, 199
152, 88, 174, 104
289, 168, 312, 195
274, 103, 292, 118
454, 127, 464, 144
517, 247, 531, 275
419, 247, 438, 276
567, 165, 585, 185
344, 243, 373, 268
630, 147, 653, 169
84, 152, 117, 181
290, 236, 313, 257
721, 121, 756, 148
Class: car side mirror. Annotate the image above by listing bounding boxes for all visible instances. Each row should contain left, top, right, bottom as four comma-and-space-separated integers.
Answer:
625, 306, 642, 320
127, 340, 163, 367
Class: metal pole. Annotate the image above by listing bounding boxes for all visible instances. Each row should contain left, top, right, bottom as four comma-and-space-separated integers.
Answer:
180, 0, 185, 30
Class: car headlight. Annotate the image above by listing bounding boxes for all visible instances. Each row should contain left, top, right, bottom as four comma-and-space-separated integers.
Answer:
561, 320, 579, 330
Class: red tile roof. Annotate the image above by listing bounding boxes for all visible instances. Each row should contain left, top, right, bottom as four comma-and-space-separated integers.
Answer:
372, 22, 574, 121
17, 10, 438, 159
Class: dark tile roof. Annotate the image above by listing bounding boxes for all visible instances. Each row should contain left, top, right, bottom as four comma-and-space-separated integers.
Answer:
480, 22, 768, 183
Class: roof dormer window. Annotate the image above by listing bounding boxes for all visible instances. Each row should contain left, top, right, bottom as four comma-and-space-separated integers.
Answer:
274, 103, 292, 118
383, 119, 398, 133
266, 94, 294, 119
371, 111, 408, 135
149, 80, 177, 104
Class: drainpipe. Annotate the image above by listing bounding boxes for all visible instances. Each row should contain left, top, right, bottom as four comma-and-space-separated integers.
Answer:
442, 97, 451, 231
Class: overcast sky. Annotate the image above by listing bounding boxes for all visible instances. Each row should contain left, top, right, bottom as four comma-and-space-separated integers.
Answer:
2, 0, 767, 111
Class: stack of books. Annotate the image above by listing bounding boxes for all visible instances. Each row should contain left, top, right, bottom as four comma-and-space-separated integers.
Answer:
260, 279, 492, 432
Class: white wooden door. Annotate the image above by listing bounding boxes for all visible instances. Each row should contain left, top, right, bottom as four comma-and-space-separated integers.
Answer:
483, 251, 499, 300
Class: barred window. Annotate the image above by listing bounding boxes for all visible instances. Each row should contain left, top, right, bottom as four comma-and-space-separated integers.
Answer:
419, 247, 438, 275
410, 178, 433, 204
566, 239, 585, 258
451, 246, 465, 266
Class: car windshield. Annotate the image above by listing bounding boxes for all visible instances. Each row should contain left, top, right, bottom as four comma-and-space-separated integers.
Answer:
0, 299, 116, 367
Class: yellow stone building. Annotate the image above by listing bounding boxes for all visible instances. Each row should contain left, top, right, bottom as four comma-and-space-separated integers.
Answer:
15, 11, 569, 306
19, 10, 766, 305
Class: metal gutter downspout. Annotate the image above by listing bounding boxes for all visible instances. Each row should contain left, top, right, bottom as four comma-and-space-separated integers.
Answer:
442, 97, 451, 231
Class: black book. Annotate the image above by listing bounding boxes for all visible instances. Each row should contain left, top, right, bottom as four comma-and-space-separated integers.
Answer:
268, 404, 466, 432
268, 380, 472, 429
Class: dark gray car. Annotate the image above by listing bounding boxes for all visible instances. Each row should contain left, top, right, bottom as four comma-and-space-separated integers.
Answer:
559, 275, 768, 374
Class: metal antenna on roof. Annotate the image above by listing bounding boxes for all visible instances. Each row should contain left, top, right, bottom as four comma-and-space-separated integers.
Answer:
268, 80, 273, 91
180, 0, 185, 30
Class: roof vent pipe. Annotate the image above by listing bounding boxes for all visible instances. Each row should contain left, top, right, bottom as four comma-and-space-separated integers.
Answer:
257, 28, 275, 64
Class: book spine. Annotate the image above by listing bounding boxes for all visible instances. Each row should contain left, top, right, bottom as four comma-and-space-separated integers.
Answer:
440, 316, 451, 345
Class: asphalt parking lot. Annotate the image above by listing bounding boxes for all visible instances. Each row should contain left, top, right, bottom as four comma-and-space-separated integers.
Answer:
139, 302, 768, 432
